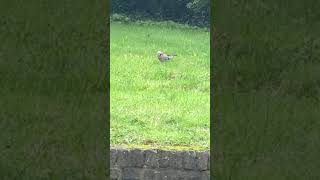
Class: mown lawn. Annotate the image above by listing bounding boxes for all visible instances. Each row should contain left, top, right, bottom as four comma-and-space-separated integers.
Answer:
110, 21, 210, 150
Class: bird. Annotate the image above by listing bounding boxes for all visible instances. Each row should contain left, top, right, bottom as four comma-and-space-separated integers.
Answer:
157, 51, 177, 62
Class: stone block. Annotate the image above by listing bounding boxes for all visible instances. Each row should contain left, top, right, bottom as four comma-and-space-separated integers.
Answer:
184, 171, 202, 180
183, 151, 209, 171
115, 149, 130, 167
144, 149, 160, 168
197, 152, 209, 171
158, 169, 183, 180
158, 150, 170, 168
122, 168, 143, 180
114, 149, 144, 168
183, 151, 198, 170
168, 151, 184, 169
110, 149, 118, 166
142, 169, 162, 180
128, 149, 145, 167
110, 168, 121, 180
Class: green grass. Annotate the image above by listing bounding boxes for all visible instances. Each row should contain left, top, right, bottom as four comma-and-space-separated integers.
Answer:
110, 21, 210, 149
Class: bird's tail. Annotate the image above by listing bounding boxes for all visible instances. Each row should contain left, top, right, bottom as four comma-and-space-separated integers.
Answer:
168, 53, 177, 60
168, 55, 175, 60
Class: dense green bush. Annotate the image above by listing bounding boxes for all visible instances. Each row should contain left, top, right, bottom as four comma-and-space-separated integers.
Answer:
110, 13, 131, 22
111, 0, 209, 27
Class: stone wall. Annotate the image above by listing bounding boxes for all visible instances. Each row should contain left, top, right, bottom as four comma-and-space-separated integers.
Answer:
110, 147, 210, 180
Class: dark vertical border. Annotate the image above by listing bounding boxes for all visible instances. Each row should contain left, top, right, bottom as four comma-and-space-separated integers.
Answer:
106, 0, 111, 179
210, 0, 214, 179
210, 0, 320, 179
0, 0, 109, 179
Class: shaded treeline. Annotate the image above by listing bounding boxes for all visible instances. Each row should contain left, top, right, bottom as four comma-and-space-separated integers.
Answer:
111, 0, 210, 27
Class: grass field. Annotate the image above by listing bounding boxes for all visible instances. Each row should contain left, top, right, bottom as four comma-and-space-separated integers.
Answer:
110, 21, 210, 150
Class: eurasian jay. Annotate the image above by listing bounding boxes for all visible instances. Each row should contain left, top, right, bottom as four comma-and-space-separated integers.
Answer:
157, 51, 177, 62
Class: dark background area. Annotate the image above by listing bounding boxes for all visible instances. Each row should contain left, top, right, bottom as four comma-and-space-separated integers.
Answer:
111, 0, 210, 27
213, 0, 320, 179
0, 0, 108, 179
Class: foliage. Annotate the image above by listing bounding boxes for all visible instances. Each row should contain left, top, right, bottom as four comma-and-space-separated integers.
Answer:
110, 13, 209, 31
110, 13, 130, 23
111, 0, 210, 27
